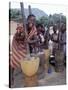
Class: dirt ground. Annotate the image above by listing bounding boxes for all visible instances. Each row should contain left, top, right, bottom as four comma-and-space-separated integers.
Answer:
11, 65, 66, 88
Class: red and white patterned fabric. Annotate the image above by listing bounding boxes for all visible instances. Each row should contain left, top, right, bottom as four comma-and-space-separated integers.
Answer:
10, 25, 37, 69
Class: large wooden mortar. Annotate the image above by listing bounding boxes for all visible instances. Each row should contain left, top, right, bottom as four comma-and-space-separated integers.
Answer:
55, 50, 64, 72
43, 49, 50, 73
20, 56, 40, 87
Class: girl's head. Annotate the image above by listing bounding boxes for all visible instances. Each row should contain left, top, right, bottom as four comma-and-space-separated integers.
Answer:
60, 23, 66, 33
16, 23, 24, 33
53, 24, 57, 33
37, 24, 45, 34
27, 14, 36, 29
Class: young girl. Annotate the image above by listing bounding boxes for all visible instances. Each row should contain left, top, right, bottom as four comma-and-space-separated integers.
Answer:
10, 20, 37, 87
51, 25, 59, 55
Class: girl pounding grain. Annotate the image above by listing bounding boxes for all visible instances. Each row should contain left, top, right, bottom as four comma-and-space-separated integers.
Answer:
10, 19, 37, 87
9, 23, 27, 87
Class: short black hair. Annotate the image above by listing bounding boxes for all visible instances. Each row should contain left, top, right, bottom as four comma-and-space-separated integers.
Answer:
53, 24, 57, 30
61, 23, 66, 31
36, 24, 44, 28
27, 14, 35, 20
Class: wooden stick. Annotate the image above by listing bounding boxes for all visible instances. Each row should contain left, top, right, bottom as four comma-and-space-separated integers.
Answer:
58, 20, 61, 50
20, 2, 30, 55
28, 5, 32, 15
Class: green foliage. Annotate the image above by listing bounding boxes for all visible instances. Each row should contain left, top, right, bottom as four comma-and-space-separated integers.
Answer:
10, 9, 66, 26
39, 16, 48, 26
36, 14, 66, 27
9, 9, 21, 21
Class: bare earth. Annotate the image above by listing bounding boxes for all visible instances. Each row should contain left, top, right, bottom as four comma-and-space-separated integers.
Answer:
11, 66, 66, 88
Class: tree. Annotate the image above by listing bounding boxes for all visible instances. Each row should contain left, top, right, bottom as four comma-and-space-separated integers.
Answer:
37, 16, 49, 26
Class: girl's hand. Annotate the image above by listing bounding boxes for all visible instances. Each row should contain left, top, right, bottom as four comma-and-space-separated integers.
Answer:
28, 26, 37, 39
